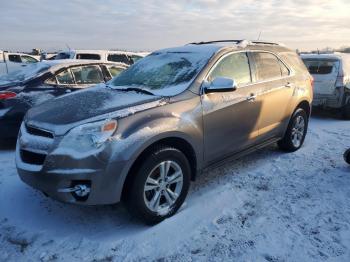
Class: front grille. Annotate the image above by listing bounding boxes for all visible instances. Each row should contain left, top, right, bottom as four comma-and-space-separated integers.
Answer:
26, 125, 54, 139
20, 149, 46, 165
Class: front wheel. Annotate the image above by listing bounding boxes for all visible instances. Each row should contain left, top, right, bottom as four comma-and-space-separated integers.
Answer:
278, 108, 309, 152
344, 149, 350, 165
125, 146, 191, 224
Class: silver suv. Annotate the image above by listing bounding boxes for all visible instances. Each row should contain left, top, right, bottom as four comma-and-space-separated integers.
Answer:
16, 40, 313, 224
301, 53, 350, 118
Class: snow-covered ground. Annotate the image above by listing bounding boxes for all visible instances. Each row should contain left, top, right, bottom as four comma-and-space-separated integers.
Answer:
1, 113, 350, 262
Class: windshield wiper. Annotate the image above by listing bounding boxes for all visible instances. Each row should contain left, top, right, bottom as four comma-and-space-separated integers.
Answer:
107, 85, 155, 96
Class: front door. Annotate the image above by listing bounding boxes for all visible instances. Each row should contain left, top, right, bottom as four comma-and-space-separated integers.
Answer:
201, 52, 263, 164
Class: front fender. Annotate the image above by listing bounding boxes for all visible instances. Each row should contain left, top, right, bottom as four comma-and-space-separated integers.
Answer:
110, 115, 203, 165
106, 113, 203, 202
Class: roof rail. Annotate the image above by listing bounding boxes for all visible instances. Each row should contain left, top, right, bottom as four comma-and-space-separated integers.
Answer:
250, 41, 281, 46
189, 40, 244, 45
189, 39, 282, 46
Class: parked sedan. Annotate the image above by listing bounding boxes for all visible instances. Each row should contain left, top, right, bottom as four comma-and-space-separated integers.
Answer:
0, 60, 127, 139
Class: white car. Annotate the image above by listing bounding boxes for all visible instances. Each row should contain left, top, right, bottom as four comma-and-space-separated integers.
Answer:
301, 53, 350, 118
0, 51, 39, 75
54, 50, 148, 65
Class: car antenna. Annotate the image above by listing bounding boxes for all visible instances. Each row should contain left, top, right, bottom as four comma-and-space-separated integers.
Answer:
257, 31, 262, 41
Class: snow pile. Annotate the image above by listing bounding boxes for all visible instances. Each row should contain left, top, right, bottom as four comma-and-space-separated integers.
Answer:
1, 114, 350, 261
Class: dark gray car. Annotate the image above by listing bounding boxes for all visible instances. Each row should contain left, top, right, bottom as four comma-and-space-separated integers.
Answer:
16, 40, 313, 224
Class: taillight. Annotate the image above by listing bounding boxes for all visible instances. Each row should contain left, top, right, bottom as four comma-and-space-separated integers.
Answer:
0, 91, 17, 100
310, 76, 314, 89
335, 74, 344, 88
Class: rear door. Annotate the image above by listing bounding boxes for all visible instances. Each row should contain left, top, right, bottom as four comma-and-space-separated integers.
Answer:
302, 58, 340, 95
249, 51, 294, 140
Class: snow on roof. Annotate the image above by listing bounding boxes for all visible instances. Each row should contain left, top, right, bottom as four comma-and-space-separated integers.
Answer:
40, 59, 127, 72
57, 50, 147, 56
0, 59, 126, 86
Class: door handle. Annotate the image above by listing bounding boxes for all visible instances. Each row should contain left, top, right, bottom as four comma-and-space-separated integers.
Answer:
285, 82, 293, 88
247, 93, 257, 102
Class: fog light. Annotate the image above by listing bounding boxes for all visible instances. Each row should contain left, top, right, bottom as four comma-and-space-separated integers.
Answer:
58, 184, 91, 197
74, 185, 90, 197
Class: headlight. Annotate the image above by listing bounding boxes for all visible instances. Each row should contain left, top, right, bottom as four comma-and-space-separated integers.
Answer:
76, 119, 118, 146
59, 119, 118, 152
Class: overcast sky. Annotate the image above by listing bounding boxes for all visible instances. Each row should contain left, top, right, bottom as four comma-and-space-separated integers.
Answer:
1, 0, 349, 52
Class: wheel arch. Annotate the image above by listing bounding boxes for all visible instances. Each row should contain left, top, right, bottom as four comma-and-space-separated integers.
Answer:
121, 136, 198, 201
296, 100, 311, 118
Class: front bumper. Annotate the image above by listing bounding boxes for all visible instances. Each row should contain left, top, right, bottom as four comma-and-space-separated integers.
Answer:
15, 124, 130, 205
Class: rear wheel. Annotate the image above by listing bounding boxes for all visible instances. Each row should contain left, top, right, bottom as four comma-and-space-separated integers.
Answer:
344, 149, 350, 165
278, 108, 308, 152
125, 146, 191, 224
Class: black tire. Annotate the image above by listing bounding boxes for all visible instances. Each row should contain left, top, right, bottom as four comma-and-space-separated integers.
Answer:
342, 97, 350, 120
344, 149, 350, 165
278, 108, 308, 152
125, 146, 191, 225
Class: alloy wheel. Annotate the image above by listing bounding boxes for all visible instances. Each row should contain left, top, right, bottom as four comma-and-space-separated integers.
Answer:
291, 115, 305, 148
143, 160, 183, 215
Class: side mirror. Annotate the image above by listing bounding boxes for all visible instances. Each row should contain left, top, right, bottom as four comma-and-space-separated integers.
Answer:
204, 77, 237, 93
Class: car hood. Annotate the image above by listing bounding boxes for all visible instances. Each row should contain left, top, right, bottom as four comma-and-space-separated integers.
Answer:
25, 85, 167, 135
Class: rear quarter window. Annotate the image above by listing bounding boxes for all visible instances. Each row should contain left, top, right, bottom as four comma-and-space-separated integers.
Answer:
280, 52, 308, 75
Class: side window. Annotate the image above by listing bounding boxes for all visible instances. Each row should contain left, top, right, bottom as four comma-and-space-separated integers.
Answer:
21, 55, 38, 63
71, 65, 104, 85
8, 54, 22, 63
107, 54, 132, 65
107, 66, 125, 77
251, 52, 288, 81
76, 54, 101, 60
56, 69, 75, 85
44, 77, 57, 85
208, 52, 251, 86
